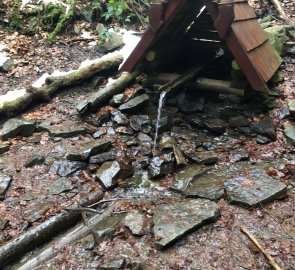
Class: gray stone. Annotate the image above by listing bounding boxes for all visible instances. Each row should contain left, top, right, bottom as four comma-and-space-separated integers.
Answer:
95, 160, 134, 189
0, 173, 12, 200
92, 213, 126, 244
89, 150, 117, 164
132, 156, 150, 170
229, 116, 249, 128
50, 160, 86, 177
189, 151, 218, 165
256, 134, 272, 144
153, 199, 220, 248
0, 58, 14, 72
119, 94, 149, 113
235, 127, 257, 138
1, 118, 36, 140
137, 132, 152, 143
158, 136, 187, 166
110, 93, 126, 107
189, 116, 226, 135
130, 115, 151, 133
225, 168, 287, 208
38, 122, 89, 138
24, 202, 52, 223
0, 143, 10, 155
278, 106, 290, 120
123, 210, 146, 235
171, 165, 208, 193
288, 99, 295, 118
66, 139, 113, 161
177, 93, 205, 113
115, 126, 133, 135
229, 149, 249, 162
148, 153, 175, 179
250, 117, 276, 141
184, 171, 224, 200
49, 177, 73, 194
284, 125, 295, 145
24, 155, 45, 168
111, 111, 128, 125
92, 127, 108, 139
152, 116, 171, 134
96, 29, 124, 53
98, 259, 125, 270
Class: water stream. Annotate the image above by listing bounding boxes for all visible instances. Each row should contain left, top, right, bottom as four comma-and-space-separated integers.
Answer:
153, 91, 167, 155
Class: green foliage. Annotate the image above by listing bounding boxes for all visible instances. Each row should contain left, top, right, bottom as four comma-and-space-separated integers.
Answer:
96, 23, 112, 44
42, 3, 65, 31
9, 9, 22, 29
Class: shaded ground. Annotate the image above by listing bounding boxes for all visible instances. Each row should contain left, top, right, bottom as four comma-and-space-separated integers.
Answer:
0, 1, 295, 270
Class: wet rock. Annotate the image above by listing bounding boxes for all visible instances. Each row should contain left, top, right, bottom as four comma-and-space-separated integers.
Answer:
278, 106, 290, 120
95, 160, 134, 189
177, 93, 205, 113
229, 149, 249, 162
0, 173, 12, 200
152, 116, 171, 134
148, 153, 175, 179
50, 160, 86, 177
288, 99, 295, 118
228, 116, 249, 128
92, 127, 108, 139
123, 210, 146, 235
225, 168, 287, 208
24, 155, 45, 168
250, 117, 276, 141
92, 213, 126, 243
189, 116, 226, 135
132, 156, 150, 170
256, 134, 272, 144
66, 139, 113, 161
27, 134, 42, 144
110, 93, 126, 107
111, 111, 129, 125
89, 150, 117, 164
1, 118, 36, 140
284, 125, 295, 145
189, 151, 218, 165
184, 171, 224, 200
98, 259, 125, 270
130, 115, 151, 133
137, 132, 152, 143
119, 94, 149, 113
158, 136, 187, 166
49, 177, 73, 195
38, 122, 89, 138
235, 127, 256, 138
0, 143, 10, 155
153, 199, 220, 249
170, 165, 208, 193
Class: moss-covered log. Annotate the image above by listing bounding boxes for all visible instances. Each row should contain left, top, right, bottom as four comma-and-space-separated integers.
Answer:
0, 52, 123, 117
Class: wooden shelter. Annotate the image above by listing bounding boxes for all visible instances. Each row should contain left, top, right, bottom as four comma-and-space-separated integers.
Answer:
120, 0, 281, 93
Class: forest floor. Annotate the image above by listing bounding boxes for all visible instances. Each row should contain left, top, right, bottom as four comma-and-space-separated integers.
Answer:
0, 0, 295, 269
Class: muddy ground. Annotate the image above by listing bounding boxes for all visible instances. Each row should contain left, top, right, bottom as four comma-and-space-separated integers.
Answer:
0, 0, 295, 269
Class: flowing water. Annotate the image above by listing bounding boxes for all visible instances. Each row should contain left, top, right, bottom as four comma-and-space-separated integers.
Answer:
153, 91, 167, 155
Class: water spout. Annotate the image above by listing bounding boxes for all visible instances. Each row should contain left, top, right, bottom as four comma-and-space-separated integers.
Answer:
153, 91, 167, 155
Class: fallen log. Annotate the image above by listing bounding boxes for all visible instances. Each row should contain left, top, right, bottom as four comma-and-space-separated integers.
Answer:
269, 0, 295, 27
0, 190, 104, 268
194, 78, 245, 96
13, 203, 118, 270
0, 52, 123, 117
77, 71, 140, 114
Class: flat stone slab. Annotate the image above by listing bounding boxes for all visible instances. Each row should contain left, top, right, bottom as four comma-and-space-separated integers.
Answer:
188, 151, 218, 165
170, 165, 208, 193
1, 118, 36, 140
66, 139, 113, 161
123, 210, 146, 236
49, 177, 73, 195
225, 168, 287, 208
50, 160, 86, 177
184, 171, 224, 200
288, 99, 295, 118
153, 199, 220, 249
284, 125, 295, 145
119, 94, 149, 113
0, 173, 12, 200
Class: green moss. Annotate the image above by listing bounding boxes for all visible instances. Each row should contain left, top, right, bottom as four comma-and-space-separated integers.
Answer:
264, 25, 288, 56
42, 3, 65, 31
9, 9, 22, 29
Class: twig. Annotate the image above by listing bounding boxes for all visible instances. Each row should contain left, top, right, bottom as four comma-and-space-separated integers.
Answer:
87, 195, 143, 208
240, 226, 282, 270
66, 207, 102, 214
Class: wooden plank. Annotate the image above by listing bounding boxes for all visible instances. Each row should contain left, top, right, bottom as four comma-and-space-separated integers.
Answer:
249, 41, 282, 81
234, 2, 257, 21
231, 19, 269, 52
